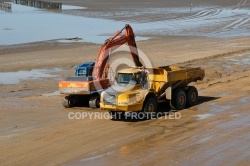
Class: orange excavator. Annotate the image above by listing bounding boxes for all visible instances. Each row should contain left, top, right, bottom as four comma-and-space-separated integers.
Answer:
59, 24, 143, 108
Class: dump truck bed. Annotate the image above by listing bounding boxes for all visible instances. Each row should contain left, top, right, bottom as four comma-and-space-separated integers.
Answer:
145, 65, 204, 95
148, 65, 204, 84
162, 65, 205, 84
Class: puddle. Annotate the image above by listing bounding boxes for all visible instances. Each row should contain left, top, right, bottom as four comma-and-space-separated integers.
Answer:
218, 113, 250, 128
196, 136, 213, 144
228, 58, 250, 65
42, 91, 60, 97
65, 150, 116, 166
219, 52, 250, 73
62, 6, 86, 10
217, 91, 231, 97
80, 151, 115, 162
196, 113, 214, 120
0, 68, 61, 84
231, 114, 240, 117
0, 126, 33, 138
239, 96, 250, 104
209, 104, 231, 114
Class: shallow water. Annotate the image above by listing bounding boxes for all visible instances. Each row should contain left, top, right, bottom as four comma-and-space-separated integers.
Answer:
0, 2, 148, 45
196, 113, 214, 120
0, 68, 61, 84
42, 90, 60, 97
1, 2, 250, 45
228, 58, 250, 65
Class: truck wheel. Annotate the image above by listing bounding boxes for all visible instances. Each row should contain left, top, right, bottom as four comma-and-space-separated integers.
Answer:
186, 86, 198, 106
62, 96, 76, 108
143, 98, 157, 113
89, 94, 100, 108
171, 89, 186, 110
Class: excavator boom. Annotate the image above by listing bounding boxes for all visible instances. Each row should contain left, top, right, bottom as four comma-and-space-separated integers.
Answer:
92, 24, 142, 79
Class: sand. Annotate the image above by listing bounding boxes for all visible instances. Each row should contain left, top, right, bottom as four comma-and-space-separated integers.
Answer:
0, 0, 250, 165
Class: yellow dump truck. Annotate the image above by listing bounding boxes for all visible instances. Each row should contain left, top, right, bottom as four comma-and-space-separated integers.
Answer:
100, 66, 205, 115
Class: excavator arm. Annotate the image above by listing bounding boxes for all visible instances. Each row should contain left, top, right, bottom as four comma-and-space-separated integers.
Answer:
92, 24, 143, 79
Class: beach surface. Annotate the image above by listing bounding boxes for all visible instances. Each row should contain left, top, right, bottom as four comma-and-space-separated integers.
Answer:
0, 0, 250, 165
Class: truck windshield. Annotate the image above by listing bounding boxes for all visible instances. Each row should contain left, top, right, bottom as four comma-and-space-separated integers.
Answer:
117, 73, 134, 84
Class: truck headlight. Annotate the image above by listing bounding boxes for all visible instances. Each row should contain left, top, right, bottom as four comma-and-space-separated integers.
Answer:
103, 93, 116, 105
128, 94, 137, 104
117, 93, 140, 105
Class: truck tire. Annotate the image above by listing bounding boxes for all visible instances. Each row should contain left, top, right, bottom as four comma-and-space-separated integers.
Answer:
89, 94, 100, 108
186, 86, 198, 106
171, 89, 186, 110
62, 96, 76, 108
143, 97, 157, 113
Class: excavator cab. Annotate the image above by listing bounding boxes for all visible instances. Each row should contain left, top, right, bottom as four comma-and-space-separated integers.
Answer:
64, 62, 95, 82
75, 62, 95, 77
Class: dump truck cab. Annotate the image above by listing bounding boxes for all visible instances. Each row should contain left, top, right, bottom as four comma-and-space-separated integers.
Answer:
116, 68, 145, 87
100, 67, 157, 112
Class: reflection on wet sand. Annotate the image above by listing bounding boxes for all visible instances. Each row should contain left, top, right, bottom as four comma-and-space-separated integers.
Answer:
0, 2, 12, 12
13, 0, 62, 10
0, 0, 63, 13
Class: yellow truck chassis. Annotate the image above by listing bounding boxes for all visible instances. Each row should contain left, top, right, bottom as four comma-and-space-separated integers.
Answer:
100, 65, 205, 114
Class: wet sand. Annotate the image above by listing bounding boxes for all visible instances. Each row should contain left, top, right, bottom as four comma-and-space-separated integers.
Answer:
0, 0, 250, 165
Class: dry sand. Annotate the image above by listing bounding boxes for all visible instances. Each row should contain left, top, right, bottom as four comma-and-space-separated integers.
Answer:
0, 0, 250, 165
